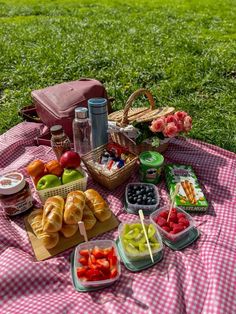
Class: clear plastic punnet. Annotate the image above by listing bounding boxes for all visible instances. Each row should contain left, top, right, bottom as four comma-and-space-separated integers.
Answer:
118, 219, 163, 261
74, 240, 121, 288
125, 183, 160, 214
150, 205, 195, 243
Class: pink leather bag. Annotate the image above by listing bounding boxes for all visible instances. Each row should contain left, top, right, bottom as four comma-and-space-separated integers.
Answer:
30, 78, 109, 139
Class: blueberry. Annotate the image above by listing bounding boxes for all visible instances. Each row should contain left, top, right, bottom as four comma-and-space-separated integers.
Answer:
151, 199, 156, 204
137, 199, 142, 204
147, 199, 152, 205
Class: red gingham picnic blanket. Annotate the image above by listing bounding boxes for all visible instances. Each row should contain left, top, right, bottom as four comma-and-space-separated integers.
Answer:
0, 122, 235, 314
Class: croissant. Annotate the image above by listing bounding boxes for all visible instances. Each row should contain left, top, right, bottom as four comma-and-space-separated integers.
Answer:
82, 204, 97, 230
60, 223, 78, 238
28, 209, 59, 249
64, 191, 86, 224
84, 189, 111, 222
42, 196, 64, 233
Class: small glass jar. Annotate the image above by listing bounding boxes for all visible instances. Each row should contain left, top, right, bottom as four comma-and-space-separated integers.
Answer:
50, 125, 71, 160
0, 172, 34, 216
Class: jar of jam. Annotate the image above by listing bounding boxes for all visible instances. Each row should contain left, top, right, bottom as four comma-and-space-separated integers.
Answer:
50, 125, 71, 160
0, 172, 34, 216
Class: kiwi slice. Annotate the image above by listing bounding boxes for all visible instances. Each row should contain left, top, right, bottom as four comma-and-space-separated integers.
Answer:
129, 223, 143, 231
149, 235, 158, 243
125, 243, 139, 254
148, 224, 156, 239
139, 242, 160, 252
124, 228, 140, 240
129, 230, 146, 247
123, 224, 130, 235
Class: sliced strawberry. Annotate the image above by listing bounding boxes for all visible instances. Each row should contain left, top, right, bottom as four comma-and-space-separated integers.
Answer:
96, 258, 110, 270
169, 221, 175, 229
110, 267, 118, 279
79, 257, 88, 266
156, 216, 167, 227
79, 249, 90, 257
109, 255, 118, 269
92, 246, 106, 259
103, 247, 114, 257
77, 266, 88, 278
86, 269, 105, 281
88, 254, 97, 268
177, 213, 186, 220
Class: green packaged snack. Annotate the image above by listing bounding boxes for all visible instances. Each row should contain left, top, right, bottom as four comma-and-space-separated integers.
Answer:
165, 164, 208, 212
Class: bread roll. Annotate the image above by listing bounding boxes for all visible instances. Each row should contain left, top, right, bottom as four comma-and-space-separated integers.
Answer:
84, 189, 111, 222
64, 191, 85, 225
28, 209, 59, 249
42, 196, 64, 233
82, 204, 97, 230
60, 223, 78, 238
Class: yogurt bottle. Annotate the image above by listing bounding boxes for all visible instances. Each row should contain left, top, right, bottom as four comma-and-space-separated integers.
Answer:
139, 151, 164, 184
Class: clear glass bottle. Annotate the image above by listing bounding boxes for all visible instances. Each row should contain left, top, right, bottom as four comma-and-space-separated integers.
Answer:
73, 107, 91, 155
50, 125, 71, 160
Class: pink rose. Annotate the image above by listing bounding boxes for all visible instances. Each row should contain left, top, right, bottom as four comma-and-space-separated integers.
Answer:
163, 122, 178, 138
165, 114, 178, 125
174, 111, 188, 121
150, 117, 165, 133
183, 115, 192, 132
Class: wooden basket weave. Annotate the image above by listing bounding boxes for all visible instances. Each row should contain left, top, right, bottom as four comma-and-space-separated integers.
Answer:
81, 144, 138, 190
108, 88, 175, 155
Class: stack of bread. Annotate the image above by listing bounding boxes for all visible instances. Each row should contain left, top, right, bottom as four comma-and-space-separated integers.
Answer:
28, 189, 112, 249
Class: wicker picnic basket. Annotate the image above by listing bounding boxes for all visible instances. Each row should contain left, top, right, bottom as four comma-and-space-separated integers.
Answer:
108, 88, 175, 155
81, 144, 138, 190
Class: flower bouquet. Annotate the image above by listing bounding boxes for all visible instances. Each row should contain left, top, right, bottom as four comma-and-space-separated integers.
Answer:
134, 111, 192, 148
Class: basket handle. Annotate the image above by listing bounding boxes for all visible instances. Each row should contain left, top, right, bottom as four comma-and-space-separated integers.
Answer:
121, 88, 155, 126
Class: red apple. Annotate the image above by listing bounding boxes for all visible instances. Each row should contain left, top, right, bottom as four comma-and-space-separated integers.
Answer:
60, 151, 81, 169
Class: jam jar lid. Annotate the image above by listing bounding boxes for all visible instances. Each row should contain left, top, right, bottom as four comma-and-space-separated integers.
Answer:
0, 172, 25, 195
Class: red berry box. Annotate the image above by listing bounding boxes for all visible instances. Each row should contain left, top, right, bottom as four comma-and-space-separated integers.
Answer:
150, 206, 194, 243
74, 240, 121, 288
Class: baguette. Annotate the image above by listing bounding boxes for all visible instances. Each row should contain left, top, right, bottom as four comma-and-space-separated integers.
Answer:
60, 223, 78, 238
42, 196, 64, 233
84, 189, 111, 222
28, 209, 59, 249
64, 191, 86, 224
82, 204, 97, 230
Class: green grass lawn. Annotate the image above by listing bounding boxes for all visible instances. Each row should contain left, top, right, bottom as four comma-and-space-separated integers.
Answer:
0, 0, 236, 152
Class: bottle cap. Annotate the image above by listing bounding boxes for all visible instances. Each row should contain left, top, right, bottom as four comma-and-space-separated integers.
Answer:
50, 125, 63, 135
0, 172, 25, 195
75, 107, 88, 119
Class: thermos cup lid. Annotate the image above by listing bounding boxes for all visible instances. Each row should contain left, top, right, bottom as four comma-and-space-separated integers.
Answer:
88, 98, 107, 115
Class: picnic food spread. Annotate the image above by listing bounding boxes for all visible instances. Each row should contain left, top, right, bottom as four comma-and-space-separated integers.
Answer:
1, 92, 235, 314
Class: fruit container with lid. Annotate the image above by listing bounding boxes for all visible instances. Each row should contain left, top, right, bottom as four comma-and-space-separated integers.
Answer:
118, 219, 163, 261
150, 205, 195, 243
73, 240, 121, 289
125, 183, 160, 215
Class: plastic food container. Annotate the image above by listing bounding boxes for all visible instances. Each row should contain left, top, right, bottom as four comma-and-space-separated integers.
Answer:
74, 240, 121, 288
32, 167, 88, 203
118, 219, 163, 261
125, 183, 160, 214
150, 205, 194, 243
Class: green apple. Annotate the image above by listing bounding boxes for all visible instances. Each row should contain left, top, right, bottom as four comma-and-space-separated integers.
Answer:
37, 174, 62, 190
62, 169, 84, 184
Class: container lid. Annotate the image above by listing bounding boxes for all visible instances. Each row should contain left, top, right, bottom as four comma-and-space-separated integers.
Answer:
75, 107, 88, 119
50, 125, 64, 135
139, 151, 164, 167
0, 172, 25, 195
